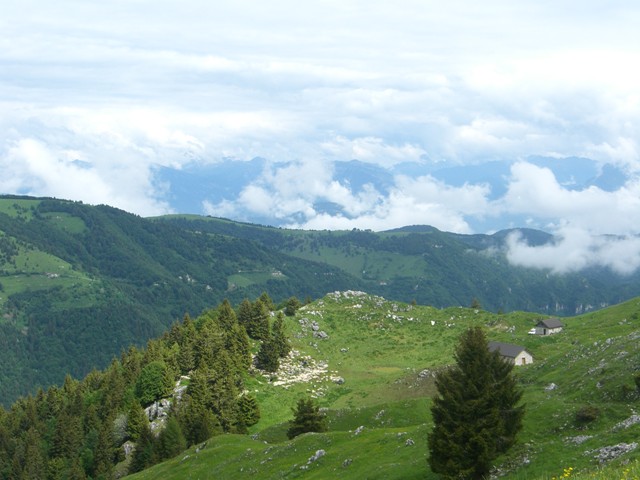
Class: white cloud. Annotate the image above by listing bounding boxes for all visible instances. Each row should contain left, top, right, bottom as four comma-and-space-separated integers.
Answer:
498, 161, 640, 273
320, 136, 426, 167
0, 138, 170, 216
500, 162, 640, 235
506, 227, 640, 275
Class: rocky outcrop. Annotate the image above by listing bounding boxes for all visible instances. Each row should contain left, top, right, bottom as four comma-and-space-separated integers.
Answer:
588, 443, 638, 463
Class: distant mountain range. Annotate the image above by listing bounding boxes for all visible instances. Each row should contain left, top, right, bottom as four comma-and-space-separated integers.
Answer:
154, 156, 627, 231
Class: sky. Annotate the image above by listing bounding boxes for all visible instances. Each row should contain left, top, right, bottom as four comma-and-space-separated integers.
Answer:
2, 1, 640, 273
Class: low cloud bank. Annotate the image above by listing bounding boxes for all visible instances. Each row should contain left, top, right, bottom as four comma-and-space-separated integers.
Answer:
506, 227, 640, 275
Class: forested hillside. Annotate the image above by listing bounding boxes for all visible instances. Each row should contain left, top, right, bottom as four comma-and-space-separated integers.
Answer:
0, 296, 271, 479
0, 196, 356, 405
157, 215, 640, 314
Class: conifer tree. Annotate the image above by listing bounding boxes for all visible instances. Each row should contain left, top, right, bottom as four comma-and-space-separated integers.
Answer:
23, 427, 46, 480
236, 298, 253, 332
286, 397, 327, 439
126, 403, 149, 442
67, 457, 87, 480
259, 291, 275, 311
178, 339, 196, 374
226, 323, 252, 371
255, 335, 280, 373
121, 345, 143, 385
129, 421, 155, 474
247, 299, 270, 340
216, 299, 238, 331
178, 399, 221, 447
284, 296, 301, 316
237, 394, 261, 431
177, 313, 198, 374
272, 312, 291, 358
155, 416, 186, 461
208, 352, 240, 432
178, 368, 223, 445
428, 327, 524, 480
194, 320, 225, 369
91, 417, 115, 479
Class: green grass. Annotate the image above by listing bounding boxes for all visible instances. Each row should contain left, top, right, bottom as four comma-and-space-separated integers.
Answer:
0, 198, 41, 219
228, 270, 287, 289
41, 211, 87, 234
0, 240, 94, 311
286, 243, 429, 281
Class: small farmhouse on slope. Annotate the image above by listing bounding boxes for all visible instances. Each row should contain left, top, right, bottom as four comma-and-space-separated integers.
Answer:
535, 318, 564, 335
488, 341, 533, 366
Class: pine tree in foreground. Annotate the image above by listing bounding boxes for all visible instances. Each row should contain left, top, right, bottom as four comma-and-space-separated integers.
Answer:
428, 327, 524, 480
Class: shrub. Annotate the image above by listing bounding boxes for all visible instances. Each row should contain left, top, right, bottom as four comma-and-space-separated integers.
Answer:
575, 405, 600, 424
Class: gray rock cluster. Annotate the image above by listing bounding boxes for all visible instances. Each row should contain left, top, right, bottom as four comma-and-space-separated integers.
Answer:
145, 398, 172, 433
565, 435, 592, 445
308, 449, 326, 464
612, 415, 640, 431
588, 442, 638, 463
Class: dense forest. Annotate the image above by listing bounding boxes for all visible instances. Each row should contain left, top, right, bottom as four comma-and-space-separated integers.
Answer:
0, 294, 290, 479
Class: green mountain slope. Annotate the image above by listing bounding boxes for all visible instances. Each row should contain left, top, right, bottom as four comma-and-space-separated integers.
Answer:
128, 293, 640, 479
157, 215, 640, 314
0, 196, 360, 405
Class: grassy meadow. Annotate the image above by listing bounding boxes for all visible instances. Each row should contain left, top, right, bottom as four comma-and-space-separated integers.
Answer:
129, 292, 640, 479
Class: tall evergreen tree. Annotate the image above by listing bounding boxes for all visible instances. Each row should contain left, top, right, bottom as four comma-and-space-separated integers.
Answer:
126, 403, 149, 442
427, 327, 524, 480
208, 352, 240, 432
236, 298, 253, 332
258, 291, 275, 311
155, 416, 186, 461
255, 335, 280, 373
226, 323, 252, 372
236, 394, 260, 431
247, 300, 270, 340
23, 427, 46, 480
178, 368, 223, 445
91, 417, 115, 479
177, 399, 221, 447
216, 299, 238, 331
194, 321, 225, 370
272, 312, 291, 358
286, 397, 327, 439
129, 421, 155, 474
